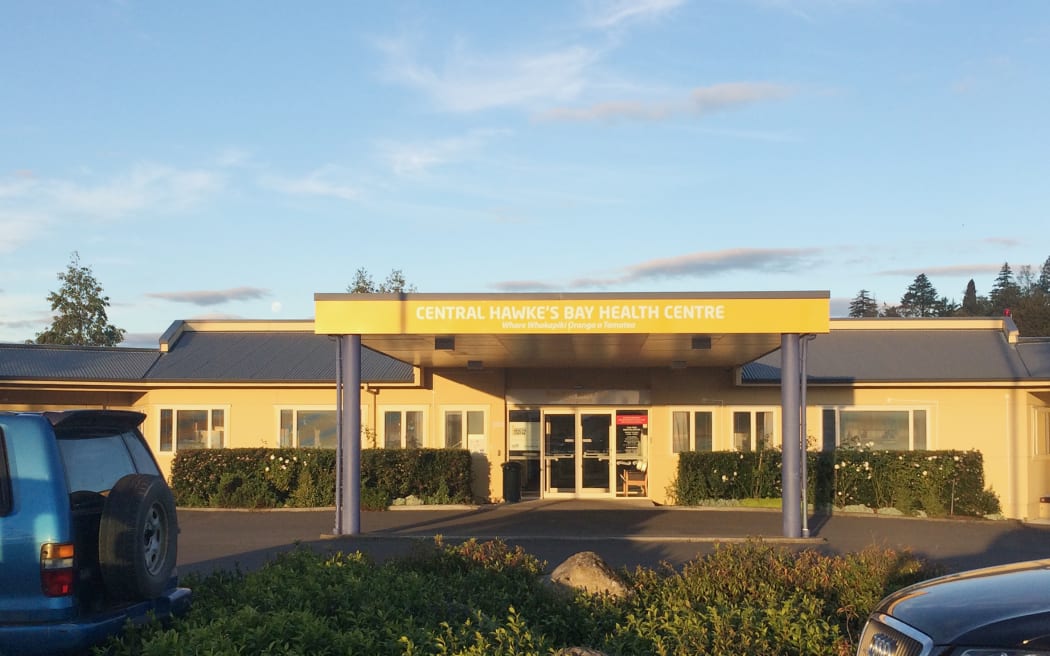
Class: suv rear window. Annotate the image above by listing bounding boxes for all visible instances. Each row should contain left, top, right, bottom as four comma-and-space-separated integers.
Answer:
57, 431, 159, 493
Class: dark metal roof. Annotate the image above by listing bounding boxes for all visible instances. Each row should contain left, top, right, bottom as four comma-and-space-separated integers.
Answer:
0, 332, 414, 384
1016, 339, 1050, 378
0, 343, 160, 380
145, 331, 413, 383
742, 329, 1036, 384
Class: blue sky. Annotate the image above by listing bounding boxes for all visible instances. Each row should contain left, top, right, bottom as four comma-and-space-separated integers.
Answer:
2, 1, 1048, 347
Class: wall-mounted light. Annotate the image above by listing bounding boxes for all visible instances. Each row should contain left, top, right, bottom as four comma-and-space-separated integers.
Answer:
435, 336, 455, 350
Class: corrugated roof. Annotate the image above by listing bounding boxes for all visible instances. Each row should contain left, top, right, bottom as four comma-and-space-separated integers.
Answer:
0, 343, 160, 380
145, 331, 413, 383
1016, 339, 1050, 378
742, 329, 1035, 383
0, 333, 414, 384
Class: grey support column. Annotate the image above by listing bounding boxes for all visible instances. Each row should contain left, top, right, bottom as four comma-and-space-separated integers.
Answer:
336, 334, 362, 535
780, 333, 802, 538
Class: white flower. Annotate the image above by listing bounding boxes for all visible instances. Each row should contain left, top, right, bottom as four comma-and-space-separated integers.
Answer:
721, 475, 728, 482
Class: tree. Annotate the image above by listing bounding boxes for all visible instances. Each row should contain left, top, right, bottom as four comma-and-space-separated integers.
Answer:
35, 252, 125, 346
1037, 255, 1050, 295
346, 268, 417, 294
848, 290, 879, 317
989, 262, 1021, 316
899, 274, 939, 317
960, 279, 981, 316
933, 296, 960, 317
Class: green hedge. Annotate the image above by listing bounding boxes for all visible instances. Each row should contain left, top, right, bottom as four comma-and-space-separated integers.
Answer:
102, 540, 939, 656
171, 448, 473, 509
673, 449, 1000, 517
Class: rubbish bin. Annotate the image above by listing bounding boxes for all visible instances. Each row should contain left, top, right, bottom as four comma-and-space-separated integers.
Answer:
501, 461, 522, 503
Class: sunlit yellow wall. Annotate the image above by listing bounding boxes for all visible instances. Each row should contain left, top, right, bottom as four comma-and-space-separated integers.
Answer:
137, 386, 346, 481
4, 365, 1044, 519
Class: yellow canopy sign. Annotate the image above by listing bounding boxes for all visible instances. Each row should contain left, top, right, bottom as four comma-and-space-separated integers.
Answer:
314, 293, 830, 335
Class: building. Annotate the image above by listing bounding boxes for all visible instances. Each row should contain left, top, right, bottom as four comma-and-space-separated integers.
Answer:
2, 292, 1048, 522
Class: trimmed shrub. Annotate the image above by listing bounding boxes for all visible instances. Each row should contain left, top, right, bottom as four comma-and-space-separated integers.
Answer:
673, 448, 1000, 517
171, 447, 473, 509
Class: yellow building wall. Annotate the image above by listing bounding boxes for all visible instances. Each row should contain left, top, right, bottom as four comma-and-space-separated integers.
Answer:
6, 366, 1043, 519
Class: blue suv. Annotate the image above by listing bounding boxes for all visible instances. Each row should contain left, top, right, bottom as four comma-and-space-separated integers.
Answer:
0, 410, 190, 655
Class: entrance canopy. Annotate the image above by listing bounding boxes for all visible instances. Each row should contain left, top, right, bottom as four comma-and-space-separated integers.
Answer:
314, 292, 830, 369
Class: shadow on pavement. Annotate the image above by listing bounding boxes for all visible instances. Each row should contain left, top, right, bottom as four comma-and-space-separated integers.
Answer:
176, 501, 1050, 578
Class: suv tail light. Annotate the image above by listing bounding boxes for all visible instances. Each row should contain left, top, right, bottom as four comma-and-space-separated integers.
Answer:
40, 543, 75, 596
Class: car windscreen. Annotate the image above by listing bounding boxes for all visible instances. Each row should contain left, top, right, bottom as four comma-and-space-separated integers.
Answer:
57, 433, 141, 493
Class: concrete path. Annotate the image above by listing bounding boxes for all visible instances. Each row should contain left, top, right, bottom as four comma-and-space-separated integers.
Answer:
177, 499, 1050, 577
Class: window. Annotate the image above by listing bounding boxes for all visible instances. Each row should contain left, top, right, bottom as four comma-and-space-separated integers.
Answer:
671, 409, 714, 453
827, 407, 930, 450
732, 409, 776, 452
443, 408, 486, 449
279, 408, 337, 448
1035, 408, 1050, 457
381, 408, 426, 449
159, 407, 226, 452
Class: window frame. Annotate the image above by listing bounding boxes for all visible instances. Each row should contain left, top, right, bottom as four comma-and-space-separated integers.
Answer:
1034, 407, 1050, 457
823, 406, 932, 450
378, 406, 428, 449
669, 407, 717, 453
729, 407, 779, 452
157, 405, 229, 453
440, 406, 488, 450
277, 405, 337, 449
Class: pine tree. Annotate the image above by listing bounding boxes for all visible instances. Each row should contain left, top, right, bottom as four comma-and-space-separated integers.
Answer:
961, 279, 981, 316
35, 252, 125, 346
900, 274, 939, 317
1036, 255, 1050, 294
848, 290, 879, 317
990, 262, 1021, 316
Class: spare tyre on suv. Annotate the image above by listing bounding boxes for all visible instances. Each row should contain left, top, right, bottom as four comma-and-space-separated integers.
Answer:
0, 410, 191, 655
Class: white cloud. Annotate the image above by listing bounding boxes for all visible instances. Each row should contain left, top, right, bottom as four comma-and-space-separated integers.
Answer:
379, 129, 509, 175
537, 82, 796, 122
146, 286, 271, 307
51, 164, 222, 219
585, 0, 686, 29
381, 38, 600, 113
494, 247, 825, 290
262, 166, 360, 201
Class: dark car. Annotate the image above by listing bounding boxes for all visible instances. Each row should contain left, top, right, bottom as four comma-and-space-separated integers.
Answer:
0, 410, 190, 655
856, 559, 1050, 656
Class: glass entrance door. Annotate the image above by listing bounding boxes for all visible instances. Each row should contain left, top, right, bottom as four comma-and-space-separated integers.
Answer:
580, 413, 612, 492
544, 413, 576, 493
542, 411, 614, 496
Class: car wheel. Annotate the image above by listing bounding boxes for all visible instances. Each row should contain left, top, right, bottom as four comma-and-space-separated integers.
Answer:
99, 474, 178, 601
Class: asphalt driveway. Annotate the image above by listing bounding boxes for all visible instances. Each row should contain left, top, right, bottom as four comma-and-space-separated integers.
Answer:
177, 499, 1050, 576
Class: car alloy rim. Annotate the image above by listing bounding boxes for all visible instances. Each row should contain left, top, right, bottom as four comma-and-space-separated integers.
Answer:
142, 502, 167, 576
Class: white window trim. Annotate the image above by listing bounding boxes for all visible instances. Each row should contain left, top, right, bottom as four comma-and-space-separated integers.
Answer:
727, 407, 780, 451
275, 405, 336, 449
669, 406, 720, 453
378, 405, 429, 449
1034, 407, 1050, 458
157, 404, 230, 453
824, 405, 934, 450
440, 405, 488, 450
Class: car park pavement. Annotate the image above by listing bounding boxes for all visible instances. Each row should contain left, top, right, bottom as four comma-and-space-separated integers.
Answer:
177, 499, 1050, 577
